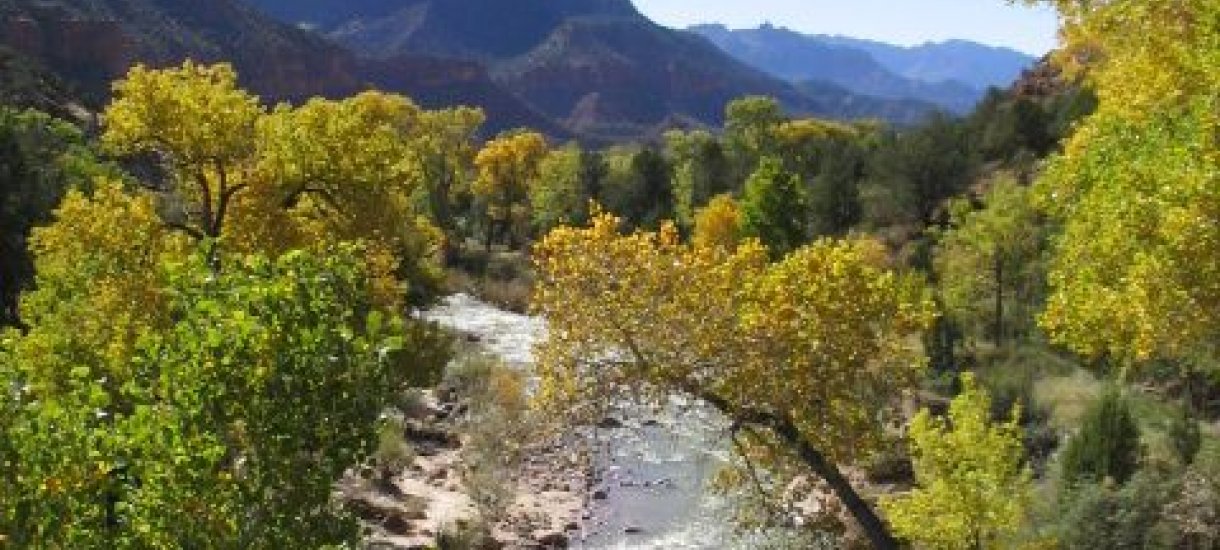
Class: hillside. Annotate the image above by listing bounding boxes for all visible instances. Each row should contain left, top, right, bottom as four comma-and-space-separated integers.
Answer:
0, 0, 563, 134
244, 0, 938, 136
691, 23, 983, 113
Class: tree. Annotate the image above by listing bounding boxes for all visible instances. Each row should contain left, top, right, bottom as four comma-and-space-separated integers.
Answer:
0, 107, 117, 326
472, 130, 548, 249
1, 245, 450, 546
102, 62, 262, 249
665, 129, 731, 230
530, 144, 591, 234
1028, 0, 1220, 365
627, 147, 674, 229
1060, 389, 1142, 487
254, 91, 447, 306
104, 63, 449, 306
532, 213, 936, 548
934, 178, 1047, 346
880, 374, 1032, 549
692, 194, 743, 250
10, 181, 188, 398
725, 96, 785, 181
411, 106, 485, 254
807, 137, 866, 237
740, 156, 807, 258
864, 115, 977, 227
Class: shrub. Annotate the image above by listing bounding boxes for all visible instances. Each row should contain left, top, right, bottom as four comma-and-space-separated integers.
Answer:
1060, 389, 1142, 486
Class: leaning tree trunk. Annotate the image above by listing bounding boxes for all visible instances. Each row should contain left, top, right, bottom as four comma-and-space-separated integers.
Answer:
771, 416, 900, 549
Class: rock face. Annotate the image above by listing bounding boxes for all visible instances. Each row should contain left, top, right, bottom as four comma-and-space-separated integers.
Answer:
0, 0, 559, 135
244, 0, 938, 139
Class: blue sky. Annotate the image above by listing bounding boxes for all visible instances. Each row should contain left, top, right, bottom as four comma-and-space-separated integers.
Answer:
631, 0, 1060, 56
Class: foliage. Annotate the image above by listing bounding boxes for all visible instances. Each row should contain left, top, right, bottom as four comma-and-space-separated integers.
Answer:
881, 374, 1032, 549
102, 62, 262, 242
805, 136, 865, 238
666, 129, 731, 230
1, 245, 451, 547
692, 194, 744, 251
456, 355, 530, 524
0, 107, 117, 326
934, 178, 1047, 346
103, 62, 448, 307
11, 181, 188, 398
740, 157, 808, 258
530, 144, 591, 234
724, 95, 784, 177
472, 130, 548, 248
1031, 0, 1220, 365
1060, 389, 1142, 486
254, 90, 447, 307
863, 114, 978, 227
532, 212, 935, 545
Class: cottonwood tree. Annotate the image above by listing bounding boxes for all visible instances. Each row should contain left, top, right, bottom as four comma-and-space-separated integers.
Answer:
1027, 0, 1220, 366
103, 62, 448, 306
2, 245, 449, 546
472, 130, 548, 249
880, 374, 1032, 549
692, 194, 744, 251
532, 213, 935, 548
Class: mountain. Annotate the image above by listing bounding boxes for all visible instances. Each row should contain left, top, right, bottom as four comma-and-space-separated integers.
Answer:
244, 0, 938, 137
0, 0, 564, 135
253, 0, 642, 62
691, 24, 983, 113
0, 45, 84, 119
817, 35, 1035, 92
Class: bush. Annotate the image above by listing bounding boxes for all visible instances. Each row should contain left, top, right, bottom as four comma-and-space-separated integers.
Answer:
374, 415, 414, 479
1055, 466, 1178, 549
435, 520, 496, 550
1166, 406, 1202, 466
1060, 389, 1142, 486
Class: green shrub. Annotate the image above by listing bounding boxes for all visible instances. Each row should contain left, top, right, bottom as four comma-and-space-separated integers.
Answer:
1060, 389, 1142, 486
1166, 406, 1202, 466
1055, 466, 1178, 549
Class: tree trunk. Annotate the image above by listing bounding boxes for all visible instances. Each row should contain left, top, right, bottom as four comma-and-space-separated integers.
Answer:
772, 416, 899, 549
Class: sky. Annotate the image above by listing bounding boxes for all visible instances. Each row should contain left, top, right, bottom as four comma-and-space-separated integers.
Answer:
631, 0, 1060, 56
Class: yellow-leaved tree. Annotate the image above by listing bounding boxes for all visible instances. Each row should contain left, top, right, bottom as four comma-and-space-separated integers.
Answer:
102, 62, 448, 307
472, 130, 548, 249
880, 374, 1032, 549
532, 213, 936, 548
1022, 0, 1220, 365
103, 62, 262, 246
691, 193, 743, 250
10, 180, 188, 397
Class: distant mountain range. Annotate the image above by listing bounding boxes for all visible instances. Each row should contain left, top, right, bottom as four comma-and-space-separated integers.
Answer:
690, 24, 1036, 114
0, 0, 1036, 141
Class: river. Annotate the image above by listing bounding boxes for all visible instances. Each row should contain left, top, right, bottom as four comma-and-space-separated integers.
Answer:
422, 294, 743, 549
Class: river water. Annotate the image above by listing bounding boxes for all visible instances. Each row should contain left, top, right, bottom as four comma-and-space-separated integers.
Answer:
422, 294, 741, 549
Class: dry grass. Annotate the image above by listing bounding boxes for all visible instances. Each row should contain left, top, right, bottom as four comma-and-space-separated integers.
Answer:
1034, 370, 1102, 432
443, 248, 534, 313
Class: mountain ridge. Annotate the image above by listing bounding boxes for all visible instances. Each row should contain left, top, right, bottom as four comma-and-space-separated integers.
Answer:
244, 0, 939, 136
689, 23, 1036, 113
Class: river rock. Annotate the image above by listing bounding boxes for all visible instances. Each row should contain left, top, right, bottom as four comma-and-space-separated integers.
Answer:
535, 531, 569, 548
597, 417, 624, 429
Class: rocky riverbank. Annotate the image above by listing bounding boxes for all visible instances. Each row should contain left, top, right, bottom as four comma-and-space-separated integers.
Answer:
343, 385, 591, 549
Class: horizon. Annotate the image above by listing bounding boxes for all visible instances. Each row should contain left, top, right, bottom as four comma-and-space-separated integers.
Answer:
632, 0, 1060, 56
